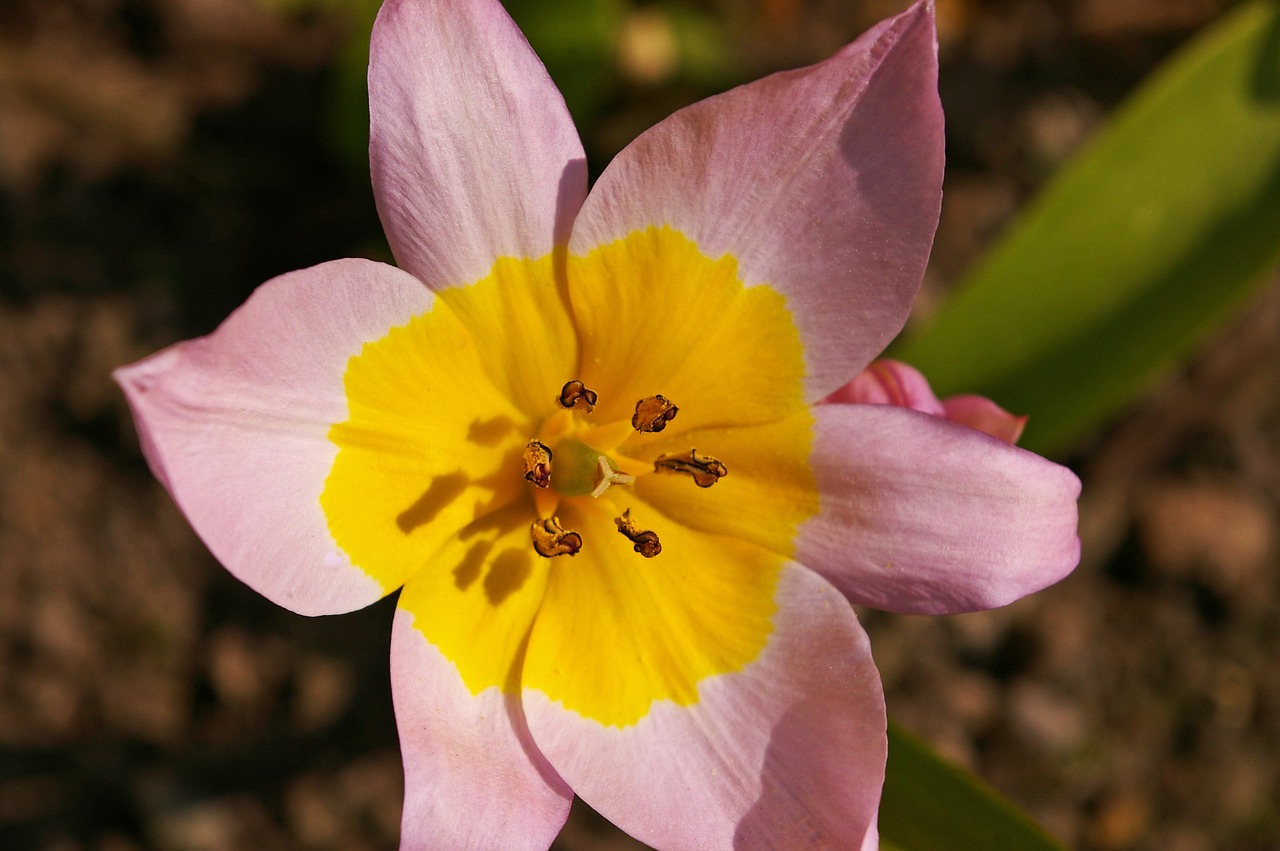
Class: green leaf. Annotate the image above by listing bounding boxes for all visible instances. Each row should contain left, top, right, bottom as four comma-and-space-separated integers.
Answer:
503, 0, 627, 122
880, 722, 1067, 851
323, 0, 383, 173
894, 0, 1280, 455
661, 3, 737, 88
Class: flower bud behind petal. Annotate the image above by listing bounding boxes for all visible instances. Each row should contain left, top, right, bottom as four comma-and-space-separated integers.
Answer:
942, 395, 1028, 445
824, 359, 945, 414
824, 359, 1025, 445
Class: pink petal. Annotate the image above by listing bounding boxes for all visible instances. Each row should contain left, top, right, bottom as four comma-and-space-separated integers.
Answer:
798, 404, 1081, 615
114, 259, 432, 616
369, 0, 587, 287
523, 565, 885, 850
568, 0, 943, 402
942, 395, 1028, 444
825, 359, 1027, 444
391, 607, 571, 850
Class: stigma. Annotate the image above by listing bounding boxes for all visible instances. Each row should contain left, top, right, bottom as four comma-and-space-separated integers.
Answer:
590, 455, 634, 498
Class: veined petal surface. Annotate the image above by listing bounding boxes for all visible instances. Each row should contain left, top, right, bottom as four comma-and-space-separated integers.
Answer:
568, 0, 943, 402
523, 564, 885, 850
369, 0, 587, 288
798, 404, 1081, 614
114, 259, 431, 615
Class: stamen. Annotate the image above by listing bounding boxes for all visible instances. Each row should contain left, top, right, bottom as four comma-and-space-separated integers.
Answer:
558, 380, 598, 412
632, 395, 678, 433
615, 508, 661, 558
530, 516, 582, 558
653, 448, 727, 488
591, 455, 635, 498
522, 440, 553, 488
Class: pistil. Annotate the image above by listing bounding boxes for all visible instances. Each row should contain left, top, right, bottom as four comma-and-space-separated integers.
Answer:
546, 438, 622, 497
590, 455, 635, 498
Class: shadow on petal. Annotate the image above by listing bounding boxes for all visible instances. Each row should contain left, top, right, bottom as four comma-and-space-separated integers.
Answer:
733, 697, 885, 849
453, 539, 494, 590
504, 630, 574, 800
397, 471, 470, 533
485, 547, 535, 605
468, 415, 517, 446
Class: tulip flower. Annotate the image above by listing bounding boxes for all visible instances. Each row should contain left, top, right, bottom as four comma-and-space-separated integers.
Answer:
116, 0, 1080, 847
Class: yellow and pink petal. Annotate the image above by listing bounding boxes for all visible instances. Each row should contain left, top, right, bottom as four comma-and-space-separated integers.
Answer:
566, 0, 944, 404
628, 400, 1078, 617
114, 259, 433, 615
392, 511, 572, 849
521, 563, 885, 849
318, 281, 544, 596
369, 0, 587, 289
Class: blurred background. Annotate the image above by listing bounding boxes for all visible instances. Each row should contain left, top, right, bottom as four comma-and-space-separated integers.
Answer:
0, 0, 1277, 849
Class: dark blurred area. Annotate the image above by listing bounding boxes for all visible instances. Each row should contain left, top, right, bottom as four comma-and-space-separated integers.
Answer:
1, 1, 1277, 849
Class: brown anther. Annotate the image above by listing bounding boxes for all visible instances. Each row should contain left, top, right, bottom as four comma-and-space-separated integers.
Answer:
632, 395, 678, 433
653, 449, 727, 488
522, 440, 553, 488
558, 380, 598, 412
530, 516, 583, 558
614, 508, 661, 558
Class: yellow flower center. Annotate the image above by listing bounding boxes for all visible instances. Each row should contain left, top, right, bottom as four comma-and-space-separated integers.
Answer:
320, 226, 818, 726
518, 380, 728, 561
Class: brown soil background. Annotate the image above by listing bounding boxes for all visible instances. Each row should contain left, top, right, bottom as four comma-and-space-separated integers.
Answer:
1, 1, 1277, 849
